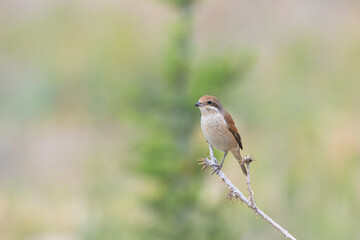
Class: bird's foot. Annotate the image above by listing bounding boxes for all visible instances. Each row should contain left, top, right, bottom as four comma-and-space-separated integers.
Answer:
211, 164, 222, 175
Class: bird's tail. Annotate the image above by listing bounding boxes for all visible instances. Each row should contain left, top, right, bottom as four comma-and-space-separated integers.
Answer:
231, 148, 247, 176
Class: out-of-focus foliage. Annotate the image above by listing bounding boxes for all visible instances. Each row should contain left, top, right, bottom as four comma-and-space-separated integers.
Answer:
130, 2, 252, 239
0, 0, 359, 240
162, 0, 197, 8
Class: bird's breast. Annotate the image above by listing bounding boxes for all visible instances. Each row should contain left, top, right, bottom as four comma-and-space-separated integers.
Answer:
201, 113, 238, 152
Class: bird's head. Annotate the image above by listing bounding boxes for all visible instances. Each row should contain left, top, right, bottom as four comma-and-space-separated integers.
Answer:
194, 95, 223, 115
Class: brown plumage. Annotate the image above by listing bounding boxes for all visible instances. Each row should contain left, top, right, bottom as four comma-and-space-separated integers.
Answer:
224, 111, 243, 150
195, 95, 247, 175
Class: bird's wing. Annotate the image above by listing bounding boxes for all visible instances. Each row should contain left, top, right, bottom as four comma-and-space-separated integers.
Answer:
223, 111, 243, 150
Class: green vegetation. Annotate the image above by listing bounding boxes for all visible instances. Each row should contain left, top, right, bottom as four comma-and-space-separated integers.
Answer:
0, 1, 359, 240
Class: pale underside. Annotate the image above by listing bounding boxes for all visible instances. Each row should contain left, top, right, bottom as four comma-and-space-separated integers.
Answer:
200, 106, 239, 153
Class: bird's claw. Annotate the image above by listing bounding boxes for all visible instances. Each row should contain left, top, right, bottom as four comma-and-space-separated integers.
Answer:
211, 164, 221, 175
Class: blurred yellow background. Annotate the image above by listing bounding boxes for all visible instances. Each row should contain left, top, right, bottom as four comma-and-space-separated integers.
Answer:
1, 0, 359, 239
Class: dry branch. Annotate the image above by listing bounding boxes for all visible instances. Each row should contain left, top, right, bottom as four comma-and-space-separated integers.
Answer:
198, 143, 296, 240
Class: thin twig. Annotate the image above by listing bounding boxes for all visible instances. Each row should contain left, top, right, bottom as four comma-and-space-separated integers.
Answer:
244, 157, 257, 214
198, 143, 296, 240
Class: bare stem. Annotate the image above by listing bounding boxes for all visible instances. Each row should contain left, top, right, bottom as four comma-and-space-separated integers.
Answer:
198, 143, 296, 240
244, 158, 257, 214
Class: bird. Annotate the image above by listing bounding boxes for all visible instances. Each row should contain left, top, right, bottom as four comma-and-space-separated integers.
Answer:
194, 95, 247, 175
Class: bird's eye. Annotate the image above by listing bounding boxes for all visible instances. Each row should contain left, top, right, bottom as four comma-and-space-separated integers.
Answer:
207, 100, 213, 104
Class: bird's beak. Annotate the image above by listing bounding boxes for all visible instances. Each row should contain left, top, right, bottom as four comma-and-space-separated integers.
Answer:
194, 102, 203, 107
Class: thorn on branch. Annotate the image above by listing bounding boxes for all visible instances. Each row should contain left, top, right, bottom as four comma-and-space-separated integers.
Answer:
197, 156, 220, 172
243, 154, 255, 164
226, 189, 240, 202
197, 158, 208, 171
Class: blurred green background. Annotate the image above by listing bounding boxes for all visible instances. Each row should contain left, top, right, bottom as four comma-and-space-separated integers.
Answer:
1, 0, 360, 239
